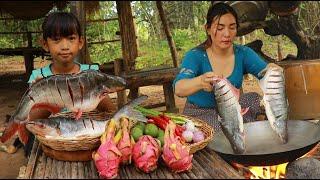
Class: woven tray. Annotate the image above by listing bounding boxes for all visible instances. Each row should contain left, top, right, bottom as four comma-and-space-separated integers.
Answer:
130, 114, 214, 154
35, 110, 111, 151
41, 144, 94, 161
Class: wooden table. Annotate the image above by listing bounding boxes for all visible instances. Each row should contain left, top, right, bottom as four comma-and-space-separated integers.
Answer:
19, 139, 244, 179
0, 47, 49, 81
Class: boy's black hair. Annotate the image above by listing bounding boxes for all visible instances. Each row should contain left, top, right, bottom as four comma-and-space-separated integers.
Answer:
42, 12, 82, 40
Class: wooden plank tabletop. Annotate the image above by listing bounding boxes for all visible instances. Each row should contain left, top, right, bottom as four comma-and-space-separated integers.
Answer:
19, 138, 244, 179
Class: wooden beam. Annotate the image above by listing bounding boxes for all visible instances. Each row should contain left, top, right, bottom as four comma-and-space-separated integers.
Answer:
88, 39, 120, 45
123, 67, 179, 88
0, 31, 42, 35
86, 17, 118, 24
156, 1, 179, 68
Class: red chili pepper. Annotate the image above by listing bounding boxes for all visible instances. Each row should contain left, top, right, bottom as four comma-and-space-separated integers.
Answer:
147, 115, 168, 130
147, 115, 186, 139
159, 114, 170, 123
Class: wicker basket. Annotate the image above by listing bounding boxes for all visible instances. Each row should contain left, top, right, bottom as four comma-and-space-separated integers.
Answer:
34, 110, 214, 154
34, 110, 111, 151
180, 115, 214, 154
130, 114, 214, 154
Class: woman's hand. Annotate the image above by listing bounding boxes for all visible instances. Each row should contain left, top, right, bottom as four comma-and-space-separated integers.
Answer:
199, 72, 222, 92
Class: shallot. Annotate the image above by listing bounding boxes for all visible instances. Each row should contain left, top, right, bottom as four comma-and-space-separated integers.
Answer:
182, 130, 193, 143
192, 130, 205, 143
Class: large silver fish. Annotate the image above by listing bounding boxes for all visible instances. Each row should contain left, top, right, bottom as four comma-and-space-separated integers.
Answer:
259, 67, 288, 143
214, 78, 247, 154
25, 95, 149, 140
26, 117, 107, 139
1, 70, 126, 145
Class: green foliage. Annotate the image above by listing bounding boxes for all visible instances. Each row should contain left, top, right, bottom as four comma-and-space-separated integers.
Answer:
0, 1, 302, 64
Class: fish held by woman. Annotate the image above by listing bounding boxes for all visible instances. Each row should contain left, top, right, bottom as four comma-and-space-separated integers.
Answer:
214, 78, 248, 154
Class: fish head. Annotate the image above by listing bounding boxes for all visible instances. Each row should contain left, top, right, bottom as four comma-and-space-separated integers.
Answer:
274, 119, 288, 143
26, 120, 61, 137
92, 71, 127, 95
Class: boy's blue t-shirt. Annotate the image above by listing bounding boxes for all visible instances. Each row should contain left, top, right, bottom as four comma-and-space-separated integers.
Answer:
173, 44, 267, 108
28, 62, 99, 112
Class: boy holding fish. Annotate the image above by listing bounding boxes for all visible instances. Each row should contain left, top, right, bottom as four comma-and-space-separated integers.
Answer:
173, 3, 283, 132
6, 12, 119, 155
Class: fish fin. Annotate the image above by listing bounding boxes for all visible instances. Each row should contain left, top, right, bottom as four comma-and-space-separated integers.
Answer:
0, 121, 19, 143
260, 99, 265, 107
74, 110, 83, 120
241, 107, 249, 116
31, 103, 62, 114
113, 95, 148, 122
217, 115, 222, 123
125, 108, 148, 123
257, 67, 268, 79
18, 124, 29, 145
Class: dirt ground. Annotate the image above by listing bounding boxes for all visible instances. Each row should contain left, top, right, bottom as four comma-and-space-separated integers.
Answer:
0, 57, 261, 178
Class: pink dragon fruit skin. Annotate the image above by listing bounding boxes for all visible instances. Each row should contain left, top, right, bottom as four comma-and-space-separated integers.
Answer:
92, 119, 122, 179
162, 121, 193, 173
117, 117, 133, 165
132, 135, 161, 173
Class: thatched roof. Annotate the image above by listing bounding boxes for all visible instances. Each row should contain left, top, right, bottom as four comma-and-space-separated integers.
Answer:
0, 1, 99, 20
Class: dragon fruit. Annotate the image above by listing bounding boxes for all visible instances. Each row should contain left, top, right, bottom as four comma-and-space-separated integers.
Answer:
162, 121, 193, 173
117, 117, 134, 165
92, 119, 122, 179
132, 135, 161, 173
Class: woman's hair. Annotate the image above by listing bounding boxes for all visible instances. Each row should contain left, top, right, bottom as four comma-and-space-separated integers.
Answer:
42, 12, 82, 40
197, 2, 239, 50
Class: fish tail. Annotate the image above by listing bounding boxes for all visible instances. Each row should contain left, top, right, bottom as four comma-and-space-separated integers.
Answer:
1, 121, 19, 143
1, 121, 29, 145
18, 124, 30, 145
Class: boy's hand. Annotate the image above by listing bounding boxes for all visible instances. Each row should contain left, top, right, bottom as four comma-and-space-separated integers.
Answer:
30, 76, 43, 84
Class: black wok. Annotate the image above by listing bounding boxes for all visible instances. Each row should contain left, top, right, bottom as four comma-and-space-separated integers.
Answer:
208, 120, 320, 166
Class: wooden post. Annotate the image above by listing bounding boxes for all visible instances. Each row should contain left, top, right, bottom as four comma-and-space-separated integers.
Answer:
116, 1, 139, 99
116, 1, 138, 72
24, 50, 34, 82
163, 82, 179, 113
24, 32, 34, 81
70, 1, 90, 64
156, 1, 179, 68
114, 58, 127, 109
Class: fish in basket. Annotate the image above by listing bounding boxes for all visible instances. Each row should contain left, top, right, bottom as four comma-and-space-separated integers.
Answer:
1, 70, 126, 145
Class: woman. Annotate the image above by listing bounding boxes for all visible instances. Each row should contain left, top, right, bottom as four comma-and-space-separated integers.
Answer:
173, 3, 281, 131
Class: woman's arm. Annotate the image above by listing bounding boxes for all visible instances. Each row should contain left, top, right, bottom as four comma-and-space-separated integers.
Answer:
175, 72, 221, 97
